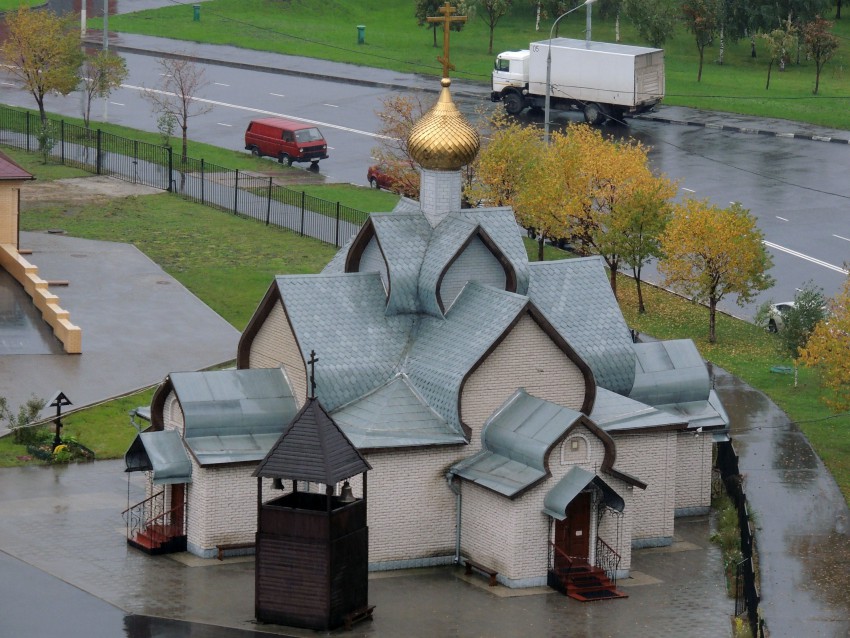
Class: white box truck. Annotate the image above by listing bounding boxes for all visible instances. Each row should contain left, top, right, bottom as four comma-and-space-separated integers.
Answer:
491, 38, 664, 124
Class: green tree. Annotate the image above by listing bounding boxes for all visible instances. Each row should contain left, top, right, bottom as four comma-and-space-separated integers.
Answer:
0, 7, 82, 125
760, 20, 797, 89
800, 274, 850, 410
415, 0, 469, 47
81, 51, 129, 129
659, 199, 774, 343
624, 0, 678, 46
802, 16, 839, 94
681, 0, 722, 81
476, 0, 513, 54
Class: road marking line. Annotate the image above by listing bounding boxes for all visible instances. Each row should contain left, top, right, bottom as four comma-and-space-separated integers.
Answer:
217, 123, 232, 127
122, 83, 394, 140
776, 216, 788, 221
1, 82, 14, 87
270, 93, 285, 97
763, 240, 849, 275
323, 103, 339, 108
682, 187, 695, 193
214, 82, 229, 87
109, 102, 125, 106
834, 234, 850, 242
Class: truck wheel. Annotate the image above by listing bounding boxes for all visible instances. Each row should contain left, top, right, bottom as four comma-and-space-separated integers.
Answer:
503, 93, 524, 116
279, 153, 293, 166
583, 103, 604, 125
250, 146, 261, 157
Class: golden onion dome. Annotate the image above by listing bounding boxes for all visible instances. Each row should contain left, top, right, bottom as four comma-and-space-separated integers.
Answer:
407, 78, 480, 171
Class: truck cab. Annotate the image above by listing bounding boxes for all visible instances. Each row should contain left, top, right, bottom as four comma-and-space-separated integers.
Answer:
492, 50, 529, 98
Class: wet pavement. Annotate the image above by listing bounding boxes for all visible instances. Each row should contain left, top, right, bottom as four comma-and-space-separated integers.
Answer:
0, 228, 239, 435
0, 460, 730, 638
715, 370, 850, 637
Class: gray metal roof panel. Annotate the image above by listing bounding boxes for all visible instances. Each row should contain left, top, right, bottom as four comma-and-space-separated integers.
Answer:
482, 390, 582, 470
527, 257, 636, 394
542, 466, 595, 520
331, 375, 465, 448
417, 215, 479, 317
629, 340, 710, 406
370, 214, 433, 316
405, 283, 529, 433
451, 450, 547, 497
125, 430, 192, 485
186, 432, 281, 465
170, 368, 296, 439
275, 272, 414, 411
590, 386, 685, 432
458, 207, 530, 295
653, 389, 729, 430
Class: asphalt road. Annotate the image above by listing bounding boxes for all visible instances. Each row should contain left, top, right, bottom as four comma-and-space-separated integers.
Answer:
1, 46, 849, 319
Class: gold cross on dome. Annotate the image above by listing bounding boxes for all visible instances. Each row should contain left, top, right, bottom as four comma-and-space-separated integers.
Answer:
427, 2, 467, 78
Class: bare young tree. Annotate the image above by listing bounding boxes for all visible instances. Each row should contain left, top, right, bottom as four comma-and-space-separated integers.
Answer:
144, 56, 212, 162
81, 50, 128, 128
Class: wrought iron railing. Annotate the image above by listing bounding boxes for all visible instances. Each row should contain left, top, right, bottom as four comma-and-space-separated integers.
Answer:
549, 541, 584, 577
122, 490, 166, 542
595, 536, 622, 587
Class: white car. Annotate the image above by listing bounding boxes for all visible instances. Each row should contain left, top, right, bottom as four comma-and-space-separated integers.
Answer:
767, 302, 794, 333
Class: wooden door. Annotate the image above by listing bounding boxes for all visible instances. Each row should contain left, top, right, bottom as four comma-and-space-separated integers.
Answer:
554, 491, 591, 568
170, 483, 185, 534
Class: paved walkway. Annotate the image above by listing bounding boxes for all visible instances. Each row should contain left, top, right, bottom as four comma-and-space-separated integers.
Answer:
0, 460, 730, 637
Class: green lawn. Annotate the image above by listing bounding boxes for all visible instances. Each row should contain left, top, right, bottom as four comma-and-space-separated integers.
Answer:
92, 0, 850, 129
0, 1, 42, 10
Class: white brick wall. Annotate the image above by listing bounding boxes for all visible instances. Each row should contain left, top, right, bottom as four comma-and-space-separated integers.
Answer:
612, 431, 677, 544
441, 236, 506, 310
462, 313, 586, 453
346, 447, 460, 564
675, 431, 712, 511
249, 301, 307, 407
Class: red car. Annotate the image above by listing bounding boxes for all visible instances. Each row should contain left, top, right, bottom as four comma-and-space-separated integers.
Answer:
367, 162, 418, 197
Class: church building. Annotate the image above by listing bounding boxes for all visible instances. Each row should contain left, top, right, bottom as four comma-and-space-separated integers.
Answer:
124, 70, 727, 593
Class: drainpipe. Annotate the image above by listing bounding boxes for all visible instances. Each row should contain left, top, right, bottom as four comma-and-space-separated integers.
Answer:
446, 472, 462, 565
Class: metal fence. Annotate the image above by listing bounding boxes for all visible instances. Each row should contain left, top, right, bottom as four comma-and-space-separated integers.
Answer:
0, 106, 368, 247
716, 440, 766, 638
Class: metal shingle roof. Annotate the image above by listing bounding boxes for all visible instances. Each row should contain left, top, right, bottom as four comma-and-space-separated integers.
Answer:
450, 390, 582, 497
460, 208, 530, 295
629, 340, 710, 406
417, 215, 479, 317
275, 272, 414, 411
331, 374, 466, 448
590, 386, 685, 432
406, 283, 529, 434
527, 257, 636, 395
370, 214, 432, 316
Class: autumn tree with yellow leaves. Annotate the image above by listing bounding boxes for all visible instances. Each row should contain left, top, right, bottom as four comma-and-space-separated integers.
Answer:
659, 199, 774, 343
800, 275, 850, 411
1, 7, 82, 125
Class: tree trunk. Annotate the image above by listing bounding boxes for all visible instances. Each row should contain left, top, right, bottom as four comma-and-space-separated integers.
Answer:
709, 296, 717, 343
814, 66, 821, 94
433, 25, 437, 47
718, 27, 725, 65
633, 267, 646, 313
697, 46, 705, 82
766, 59, 773, 89
489, 26, 495, 55
615, 11, 620, 42
535, 2, 541, 31
793, 363, 798, 387
837, 0, 842, 19
181, 124, 188, 163
538, 235, 544, 261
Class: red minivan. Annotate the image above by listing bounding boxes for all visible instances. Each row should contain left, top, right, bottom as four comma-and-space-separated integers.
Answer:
244, 118, 329, 166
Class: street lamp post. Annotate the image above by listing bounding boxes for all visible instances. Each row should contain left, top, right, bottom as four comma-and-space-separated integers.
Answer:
544, 0, 596, 145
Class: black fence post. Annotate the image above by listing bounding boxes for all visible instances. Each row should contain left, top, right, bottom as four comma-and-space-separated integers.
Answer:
200, 159, 205, 204
60, 121, 65, 165
167, 147, 173, 192
233, 169, 239, 214
266, 177, 272, 226
96, 129, 102, 175
335, 202, 340, 247
300, 191, 305, 236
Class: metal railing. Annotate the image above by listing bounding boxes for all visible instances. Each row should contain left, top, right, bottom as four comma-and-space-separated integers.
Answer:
0, 106, 369, 247
595, 536, 622, 587
122, 490, 166, 542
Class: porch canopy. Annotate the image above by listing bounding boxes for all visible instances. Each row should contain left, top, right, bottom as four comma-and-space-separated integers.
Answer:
125, 430, 192, 486
543, 466, 624, 520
